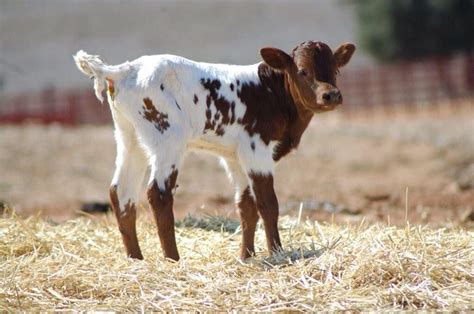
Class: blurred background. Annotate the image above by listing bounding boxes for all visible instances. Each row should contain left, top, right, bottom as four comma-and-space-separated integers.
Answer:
0, 0, 473, 226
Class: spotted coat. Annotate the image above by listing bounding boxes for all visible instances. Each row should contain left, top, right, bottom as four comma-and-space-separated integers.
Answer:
73, 41, 355, 261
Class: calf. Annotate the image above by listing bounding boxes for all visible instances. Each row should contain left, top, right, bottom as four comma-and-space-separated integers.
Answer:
74, 41, 355, 261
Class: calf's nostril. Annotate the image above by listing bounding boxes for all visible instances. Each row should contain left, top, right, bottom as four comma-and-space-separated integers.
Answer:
322, 93, 331, 101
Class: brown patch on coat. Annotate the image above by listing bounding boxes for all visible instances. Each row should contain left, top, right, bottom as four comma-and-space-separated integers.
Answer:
215, 126, 225, 136
272, 112, 312, 161
200, 78, 234, 136
230, 101, 236, 124
236, 64, 289, 145
147, 168, 180, 261
200, 78, 221, 98
141, 97, 170, 134
193, 94, 199, 104
106, 78, 115, 100
165, 167, 179, 192
236, 63, 313, 160
204, 108, 215, 132
109, 185, 143, 259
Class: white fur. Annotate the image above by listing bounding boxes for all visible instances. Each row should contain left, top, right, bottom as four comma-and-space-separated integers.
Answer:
74, 51, 277, 210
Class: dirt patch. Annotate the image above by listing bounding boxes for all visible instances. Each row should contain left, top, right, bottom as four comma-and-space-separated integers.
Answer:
0, 108, 473, 227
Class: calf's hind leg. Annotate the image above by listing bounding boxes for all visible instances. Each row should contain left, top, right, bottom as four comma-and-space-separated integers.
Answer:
146, 145, 185, 261
109, 113, 148, 259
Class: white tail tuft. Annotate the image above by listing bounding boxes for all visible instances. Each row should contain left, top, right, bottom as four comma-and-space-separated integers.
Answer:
73, 50, 107, 102
73, 50, 129, 103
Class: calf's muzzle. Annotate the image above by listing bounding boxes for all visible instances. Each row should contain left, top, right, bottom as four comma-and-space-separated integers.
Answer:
322, 89, 342, 106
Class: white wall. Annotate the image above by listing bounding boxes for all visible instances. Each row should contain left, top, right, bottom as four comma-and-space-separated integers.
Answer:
0, 0, 372, 95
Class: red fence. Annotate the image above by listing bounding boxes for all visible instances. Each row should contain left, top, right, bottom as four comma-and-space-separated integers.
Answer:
0, 53, 473, 125
0, 88, 111, 125
338, 53, 474, 114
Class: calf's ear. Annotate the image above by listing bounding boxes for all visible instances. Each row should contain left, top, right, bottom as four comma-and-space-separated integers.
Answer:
260, 47, 294, 71
334, 43, 356, 68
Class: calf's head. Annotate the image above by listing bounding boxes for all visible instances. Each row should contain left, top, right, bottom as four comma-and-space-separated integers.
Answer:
260, 41, 355, 113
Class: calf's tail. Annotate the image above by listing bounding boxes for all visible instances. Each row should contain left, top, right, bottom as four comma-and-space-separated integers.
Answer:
73, 50, 129, 103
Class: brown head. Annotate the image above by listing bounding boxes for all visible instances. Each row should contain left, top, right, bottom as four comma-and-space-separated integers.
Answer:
260, 41, 355, 113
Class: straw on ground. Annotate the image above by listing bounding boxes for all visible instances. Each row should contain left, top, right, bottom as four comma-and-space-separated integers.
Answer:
1, 212, 473, 311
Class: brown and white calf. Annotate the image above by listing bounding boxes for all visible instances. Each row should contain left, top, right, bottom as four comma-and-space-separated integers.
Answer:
74, 41, 355, 261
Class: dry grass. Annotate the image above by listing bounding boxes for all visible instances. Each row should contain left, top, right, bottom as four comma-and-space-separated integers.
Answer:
2, 112, 473, 226
1, 211, 473, 311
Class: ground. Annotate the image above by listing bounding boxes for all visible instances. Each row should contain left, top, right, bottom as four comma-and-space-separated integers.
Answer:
1, 214, 472, 311
0, 105, 473, 227
1, 106, 473, 311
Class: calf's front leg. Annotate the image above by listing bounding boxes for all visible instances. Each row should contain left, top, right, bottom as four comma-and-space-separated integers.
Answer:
249, 173, 282, 255
238, 187, 260, 259
221, 158, 260, 259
